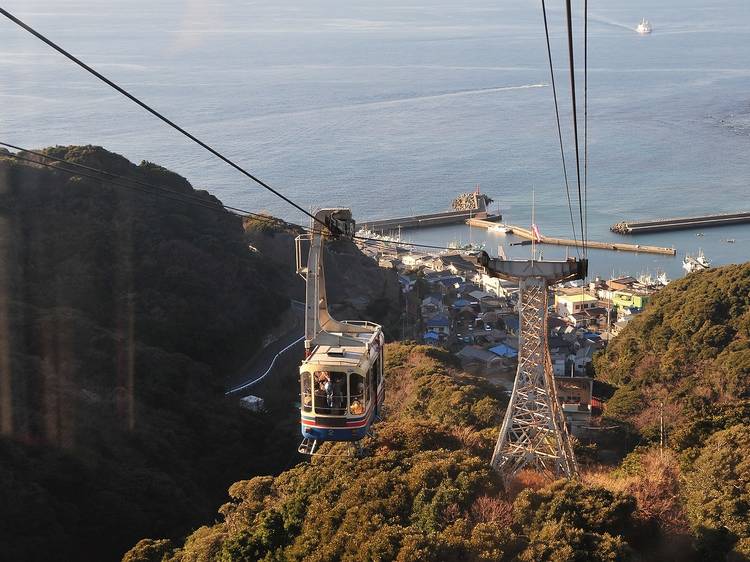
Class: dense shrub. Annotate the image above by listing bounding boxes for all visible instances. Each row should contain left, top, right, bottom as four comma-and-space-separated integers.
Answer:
128, 345, 654, 562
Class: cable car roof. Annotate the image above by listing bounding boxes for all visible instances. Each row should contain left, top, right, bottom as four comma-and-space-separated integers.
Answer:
302, 342, 376, 369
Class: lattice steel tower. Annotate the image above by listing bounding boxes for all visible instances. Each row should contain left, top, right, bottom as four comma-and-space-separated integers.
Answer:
476, 253, 587, 479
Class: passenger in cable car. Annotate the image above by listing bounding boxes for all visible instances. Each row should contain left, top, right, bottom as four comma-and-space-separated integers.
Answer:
324, 379, 333, 406
313, 372, 328, 412
332, 377, 346, 413
349, 373, 365, 415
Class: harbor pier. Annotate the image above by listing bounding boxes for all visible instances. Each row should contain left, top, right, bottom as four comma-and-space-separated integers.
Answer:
468, 219, 676, 256
362, 191, 498, 233
611, 211, 750, 234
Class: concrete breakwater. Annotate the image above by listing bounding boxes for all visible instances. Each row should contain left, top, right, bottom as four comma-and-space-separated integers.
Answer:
362, 191, 498, 233
611, 211, 750, 234
467, 219, 677, 255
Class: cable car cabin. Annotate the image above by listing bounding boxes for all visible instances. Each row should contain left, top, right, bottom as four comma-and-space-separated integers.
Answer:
299, 325, 384, 453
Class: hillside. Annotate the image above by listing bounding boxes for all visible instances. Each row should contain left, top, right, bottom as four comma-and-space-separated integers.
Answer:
0, 146, 401, 562
124, 264, 750, 562
125, 344, 665, 562
595, 263, 750, 558
595, 263, 750, 445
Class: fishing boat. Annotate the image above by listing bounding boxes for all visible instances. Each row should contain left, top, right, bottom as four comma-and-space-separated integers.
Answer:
636, 18, 652, 34
447, 240, 485, 253
683, 249, 711, 273
489, 224, 510, 234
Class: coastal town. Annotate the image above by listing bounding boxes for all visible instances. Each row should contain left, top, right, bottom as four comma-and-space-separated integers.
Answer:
358, 237, 669, 438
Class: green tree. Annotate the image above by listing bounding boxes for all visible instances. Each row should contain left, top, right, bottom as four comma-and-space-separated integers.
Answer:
685, 424, 750, 559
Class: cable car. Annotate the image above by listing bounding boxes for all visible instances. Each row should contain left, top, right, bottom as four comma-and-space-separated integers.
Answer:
295, 209, 385, 455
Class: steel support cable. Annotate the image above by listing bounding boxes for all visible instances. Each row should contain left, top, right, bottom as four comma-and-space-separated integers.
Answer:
0, 7, 331, 233
563, 0, 586, 257
353, 235, 456, 251
3, 148, 457, 252
583, 0, 589, 255
540, 0, 580, 259
4, 151, 279, 220
0, 141, 283, 223
0, 8, 517, 254
0, 145, 298, 234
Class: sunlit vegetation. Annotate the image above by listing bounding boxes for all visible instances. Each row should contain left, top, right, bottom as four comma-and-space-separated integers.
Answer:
128, 343, 669, 562
595, 263, 750, 558
132, 265, 750, 560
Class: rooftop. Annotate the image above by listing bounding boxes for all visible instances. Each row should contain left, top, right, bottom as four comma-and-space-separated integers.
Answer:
426, 315, 450, 327
558, 293, 598, 303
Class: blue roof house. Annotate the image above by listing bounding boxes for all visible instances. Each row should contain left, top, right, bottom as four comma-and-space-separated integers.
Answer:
426, 315, 451, 335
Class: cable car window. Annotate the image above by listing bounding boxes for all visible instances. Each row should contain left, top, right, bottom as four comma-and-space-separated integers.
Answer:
349, 373, 365, 415
313, 371, 345, 415
373, 356, 381, 388
301, 373, 312, 412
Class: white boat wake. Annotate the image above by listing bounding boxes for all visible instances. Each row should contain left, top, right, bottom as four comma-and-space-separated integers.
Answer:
589, 14, 641, 33
221, 83, 549, 125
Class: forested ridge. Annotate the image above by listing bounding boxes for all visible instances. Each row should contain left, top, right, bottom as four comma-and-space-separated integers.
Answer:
593, 263, 750, 559
121, 344, 679, 561
0, 146, 292, 561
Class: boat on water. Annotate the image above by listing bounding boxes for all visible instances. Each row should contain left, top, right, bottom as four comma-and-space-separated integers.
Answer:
637, 270, 671, 287
356, 228, 402, 244
636, 18, 652, 34
683, 249, 711, 273
447, 240, 485, 253
489, 224, 510, 234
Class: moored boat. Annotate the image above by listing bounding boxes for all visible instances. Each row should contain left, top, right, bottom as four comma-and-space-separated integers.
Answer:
683, 249, 711, 273
636, 18, 652, 34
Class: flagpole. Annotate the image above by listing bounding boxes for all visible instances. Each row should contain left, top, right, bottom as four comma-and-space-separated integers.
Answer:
531, 187, 536, 263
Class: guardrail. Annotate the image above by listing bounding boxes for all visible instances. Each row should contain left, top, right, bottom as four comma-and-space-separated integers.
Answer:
225, 335, 304, 395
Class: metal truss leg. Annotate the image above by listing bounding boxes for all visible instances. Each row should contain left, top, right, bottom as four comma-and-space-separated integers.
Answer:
491, 276, 578, 480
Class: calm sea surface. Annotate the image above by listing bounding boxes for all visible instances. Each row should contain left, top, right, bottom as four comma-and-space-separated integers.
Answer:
2, 0, 749, 278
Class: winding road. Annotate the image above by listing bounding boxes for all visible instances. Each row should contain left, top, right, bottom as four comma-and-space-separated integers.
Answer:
225, 301, 305, 395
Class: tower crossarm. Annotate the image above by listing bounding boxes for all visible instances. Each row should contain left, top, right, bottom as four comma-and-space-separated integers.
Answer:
475, 252, 587, 284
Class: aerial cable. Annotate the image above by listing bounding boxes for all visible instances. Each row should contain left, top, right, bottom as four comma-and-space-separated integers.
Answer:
353, 235, 457, 251
1, 145, 293, 229
563, 0, 586, 257
0, 141, 272, 220
583, 0, 589, 255
540, 0, 580, 259
0, 8, 526, 254
0, 141, 303, 228
5, 151, 242, 215
0, 7, 332, 233
1, 144, 459, 252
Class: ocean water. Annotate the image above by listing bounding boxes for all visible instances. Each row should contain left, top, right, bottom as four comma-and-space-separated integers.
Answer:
2, 0, 749, 278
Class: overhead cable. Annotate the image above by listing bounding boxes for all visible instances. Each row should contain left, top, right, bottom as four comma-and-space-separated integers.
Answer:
0, 7, 330, 232
563, 0, 586, 256
1, 144, 459, 252
583, 0, 590, 252
1, 145, 290, 229
540, 0, 580, 259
